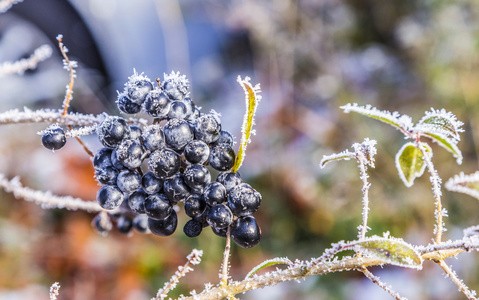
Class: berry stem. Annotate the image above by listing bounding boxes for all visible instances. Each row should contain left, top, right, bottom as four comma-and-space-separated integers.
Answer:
57, 35, 75, 117
357, 155, 370, 240
220, 226, 231, 287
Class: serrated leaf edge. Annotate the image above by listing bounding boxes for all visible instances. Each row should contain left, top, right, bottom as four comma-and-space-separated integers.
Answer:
245, 257, 293, 279
395, 142, 431, 188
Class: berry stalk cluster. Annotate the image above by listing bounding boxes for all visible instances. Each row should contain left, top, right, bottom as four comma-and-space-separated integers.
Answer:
41, 71, 262, 248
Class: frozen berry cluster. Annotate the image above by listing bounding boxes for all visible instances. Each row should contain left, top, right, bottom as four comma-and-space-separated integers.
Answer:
44, 71, 262, 248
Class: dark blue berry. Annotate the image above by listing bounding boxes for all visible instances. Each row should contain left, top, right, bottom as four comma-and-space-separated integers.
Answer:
97, 185, 124, 210
142, 171, 163, 194
184, 194, 207, 219
148, 210, 178, 236
116, 169, 142, 193
148, 148, 181, 178
95, 166, 119, 185
214, 130, 234, 147
127, 77, 153, 104
41, 126, 66, 151
183, 140, 210, 164
133, 214, 149, 233
209, 144, 236, 171
163, 118, 194, 151
168, 98, 195, 120
203, 182, 227, 206
143, 89, 171, 118
97, 116, 131, 148
142, 125, 165, 151
117, 215, 133, 234
92, 213, 113, 234
128, 188, 147, 214
117, 93, 141, 114
193, 114, 221, 144
216, 171, 242, 192
227, 183, 261, 217
163, 79, 186, 101
163, 174, 191, 203
93, 148, 114, 170
183, 219, 203, 237
116, 139, 144, 169
111, 149, 125, 170
207, 204, 233, 229
129, 125, 143, 140
230, 216, 261, 248
184, 164, 211, 193
145, 193, 172, 220
211, 226, 227, 238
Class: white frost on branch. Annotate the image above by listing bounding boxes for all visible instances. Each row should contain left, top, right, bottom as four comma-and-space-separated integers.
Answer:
0, 0, 23, 13
0, 174, 105, 213
49, 282, 60, 300
64, 125, 98, 138
445, 171, 479, 200
0, 45, 52, 76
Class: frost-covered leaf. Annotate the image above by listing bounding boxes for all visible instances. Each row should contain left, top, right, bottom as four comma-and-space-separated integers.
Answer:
245, 257, 293, 279
417, 108, 464, 141
341, 103, 413, 135
232, 76, 262, 173
320, 150, 355, 168
420, 132, 463, 165
395, 142, 431, 187
352, 138, 378, 168
353, 236, 423, 269
445, 171, 479, 200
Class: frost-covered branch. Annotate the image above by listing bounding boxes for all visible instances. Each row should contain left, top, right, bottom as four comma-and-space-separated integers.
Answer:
153, 249, 203, 300
437, 260, 477, 300
0, 174, 105, 213
360, 268, 406, 300
49, 282, 60, 300
0, 45, 52, 76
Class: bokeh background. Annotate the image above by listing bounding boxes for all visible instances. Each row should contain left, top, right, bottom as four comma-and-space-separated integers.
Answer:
1, 0, 479, 299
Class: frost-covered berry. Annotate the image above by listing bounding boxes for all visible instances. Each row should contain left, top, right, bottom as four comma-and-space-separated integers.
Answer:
148, 210, 178, 236
148, 148, 181, 178
97, 116, 131, 148
168, 98, 194, 120
163, 174, 191, 203
203, 182, 227, 206
116, 139, 144, 169
116, 169, 142, 193
227, 183, 261, 217
183, 219, 203, 237
95, 166, 119, 185
184, 194, 207, 219
142, 171, 163, 194
184, 164, 211, 193
117, 215, 133, 234
145, 193, 173, 220
230, 216, 261, 248
128, 188, 147, 214
92, 213, 113, 234
183, 140, 210, 164
216, 171, 242, 192
163, 118, 194, 151
117, 93, 141, 114
207, 204, 233, 229
214, 130, 234, 147
211, 226, 227, 238
209, 144, 235, 171
41, 126, 66, 151
93, 148, 114, 170
142, 125, 165, 151
194, 113, 221, 144
163, 75, 188, 101
127, 76, 153, 104
97, 185, 124, 210
129, 125, 143, 140
111, 149, 125, 170
143, 89, 171, 118
133, 214, 149, 233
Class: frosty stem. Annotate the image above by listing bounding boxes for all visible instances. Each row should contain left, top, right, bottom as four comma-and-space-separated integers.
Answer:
220, 227, 232, 287
437, 260, 477, 300
360, 267, 406, 300
357, 154, 370, 240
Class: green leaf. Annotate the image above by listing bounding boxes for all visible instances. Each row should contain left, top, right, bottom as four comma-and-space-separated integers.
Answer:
417, 108, 464, 141
340, 103, 413, 136
244, 257, 293, 279
320, 151, 356, 168
232, 76, 262, 173
353, 236, 423, 269
395, 142, 432, 187
445, 171, 479, 200
420, 132, 463, 165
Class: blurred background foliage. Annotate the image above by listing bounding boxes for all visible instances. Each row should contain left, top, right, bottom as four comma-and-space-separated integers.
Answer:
1, 0, 479, 299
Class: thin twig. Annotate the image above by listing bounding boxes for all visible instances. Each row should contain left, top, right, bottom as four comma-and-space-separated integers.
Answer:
361, 267, 407, 300
153, 249, 203, 300
419, 142, 444, 244
57, 35, 76, 117
220, 226, 232, 287
357, 156, 370, 240
437, 260, 477, 300
49, 282, 61, 300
